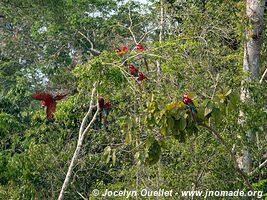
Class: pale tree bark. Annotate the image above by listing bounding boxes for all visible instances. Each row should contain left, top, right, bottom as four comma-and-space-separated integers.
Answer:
58, 84, 99, 200
78, 31, 101, 56
156, 0, 164, 81
155, 2, 164, 197
240, 0, 265, 173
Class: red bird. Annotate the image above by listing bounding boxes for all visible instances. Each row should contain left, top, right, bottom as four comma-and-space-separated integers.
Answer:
136, 43, 149, 71
122, 46, 128, 54
115, 46, 128, 57
129, 65, 146, 81
32, 92, 67, 120
98, 96, 112, 129
182, 94, 197, 118
138, 71, 146, 81
115, 48, 122, 57
116, 46, 128, 66
136, 43, 145, 52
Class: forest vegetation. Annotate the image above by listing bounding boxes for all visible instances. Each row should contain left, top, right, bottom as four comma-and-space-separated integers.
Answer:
0, 0, 266, 199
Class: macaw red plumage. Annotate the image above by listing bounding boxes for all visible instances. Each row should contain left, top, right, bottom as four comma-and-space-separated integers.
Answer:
115, 48, 123, 57
138, 71, 146, 81
182, 94, 197, 116
129, 65, 146, 81
98, 96, 112, 129
122, 46, 128, 54
136, 43, 149, 71
116, 46, 128, 57
32, 92, 67, 120
116, 45, 147, 81
116, 46, 128, 66
136, 43, 145, 52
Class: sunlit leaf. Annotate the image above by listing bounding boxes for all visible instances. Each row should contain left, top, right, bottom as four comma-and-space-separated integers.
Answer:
112, 150, 116, 166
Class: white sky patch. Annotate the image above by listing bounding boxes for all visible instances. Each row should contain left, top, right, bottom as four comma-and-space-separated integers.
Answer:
84, 11, 102, 18
38, 26, 47, 34
134, 0, 149, 4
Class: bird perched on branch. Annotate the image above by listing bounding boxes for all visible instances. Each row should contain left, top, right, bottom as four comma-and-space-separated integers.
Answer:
116, 45, 148, 81
182, 94, 197, 118
129, 64, 146, 81
98, 96, 112, 129
32, 92, 67, 120
116, 46, 128, 56
116, 46, 128, 66
136, 43, 149, 71
136, 43, 145, 52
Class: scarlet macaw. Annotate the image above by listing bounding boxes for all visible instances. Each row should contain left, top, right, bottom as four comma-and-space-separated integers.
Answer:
32, 92, 67, 120
116, 46, 128, 66
182, 94, 197, 117
136, 43, 145, 52
115, 46, 127, 57
98, 96, 112, 129
136, 43, 149, 71
129, 65, 146, 81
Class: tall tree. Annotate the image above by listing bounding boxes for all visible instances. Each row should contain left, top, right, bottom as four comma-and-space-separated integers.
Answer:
240, 0, 266, 173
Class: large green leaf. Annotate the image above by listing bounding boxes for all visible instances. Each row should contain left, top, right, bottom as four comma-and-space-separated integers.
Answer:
212, 107, 223, 124
145, 137, 161, 165
178, 117, 187, 131
205, 101, 214, 117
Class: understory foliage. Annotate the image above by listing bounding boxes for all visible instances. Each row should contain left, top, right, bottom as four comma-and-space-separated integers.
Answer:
0, 0, 266, 199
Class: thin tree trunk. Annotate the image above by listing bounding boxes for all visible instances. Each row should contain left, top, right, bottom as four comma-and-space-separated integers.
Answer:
240, 0, 265, 173
58, 85, 99, 200
156, 1, 164, 188
156, 0, 164, 81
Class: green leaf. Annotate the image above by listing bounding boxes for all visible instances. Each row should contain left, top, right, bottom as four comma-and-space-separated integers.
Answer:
103, 146, 111, 156
125, 132, 132, 144
205, 101, 213, 117
188, 92, 197, 99
145, 137, 161, 165
161, 126, 167, 136
228, 90, 240, 111
167, 117, 175, 130
178, 117, 187, 131
106, 155, 110, 164
212, 107, 223, 124
225, 89, 232, 96
165, 101, 178, 111
112, 150, 116, 166
134, 152, 140, 160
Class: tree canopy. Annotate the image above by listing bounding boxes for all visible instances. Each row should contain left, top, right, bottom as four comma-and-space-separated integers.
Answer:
0, 0, 266, 199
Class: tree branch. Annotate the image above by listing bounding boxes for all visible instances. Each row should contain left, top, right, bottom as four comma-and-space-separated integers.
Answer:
201, 124, 254, 190
58, 83, 99, 200
249, 159, 267, 176
78, 31, 101, 56
259, 67, 267, 84
79, 85, 97, 138
128, 6, 138, 45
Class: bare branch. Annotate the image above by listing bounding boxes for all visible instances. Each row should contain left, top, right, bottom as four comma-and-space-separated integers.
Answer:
259, 67, 267, 84
128, 6, 138, 44
249, 159, 267, 176
58, 83, 99, 200
78, 31, 101, 56
138, 26, 159, 44
79, 84, 96, 138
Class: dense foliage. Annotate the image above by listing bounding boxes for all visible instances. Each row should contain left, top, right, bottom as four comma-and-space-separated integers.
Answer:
0, 0, 266, 199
